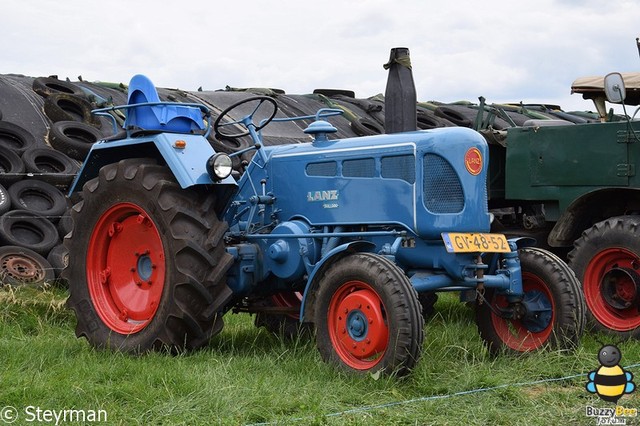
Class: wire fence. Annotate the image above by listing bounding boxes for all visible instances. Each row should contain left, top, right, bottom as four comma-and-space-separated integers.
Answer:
245, 363, 640, 426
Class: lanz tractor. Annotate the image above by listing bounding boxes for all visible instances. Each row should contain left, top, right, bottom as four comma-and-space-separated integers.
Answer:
64, 63, 585, 375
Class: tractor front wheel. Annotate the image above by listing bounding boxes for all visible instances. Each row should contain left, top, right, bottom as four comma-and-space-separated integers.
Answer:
64, 159, 234, 353
476, 247, 584, 355
314, 253, 423, 376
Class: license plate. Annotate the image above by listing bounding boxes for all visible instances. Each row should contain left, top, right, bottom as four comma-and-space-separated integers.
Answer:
441, 232, 511, 253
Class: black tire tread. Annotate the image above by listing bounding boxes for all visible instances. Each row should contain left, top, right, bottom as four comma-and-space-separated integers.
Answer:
46, 243, 69, 280
43, 93, 98, 126
8, 179, 68, 221
32, 77, 85, 98
0, 146, 25, 187
0, 210, 60, 257
567, 215, 640, 339
21, 147, 80, 189
476, 247, 584, 355
315, 252, 424, 376
64, 158, 234, 353
49, 121, 103, 161
0, 121, 37, 155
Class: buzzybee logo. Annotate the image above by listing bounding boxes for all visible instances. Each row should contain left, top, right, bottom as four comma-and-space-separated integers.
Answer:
586, 345, 635, 403
585, 345, 637, 425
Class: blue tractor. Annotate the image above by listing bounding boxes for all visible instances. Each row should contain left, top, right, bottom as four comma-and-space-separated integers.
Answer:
64, 68, 585, 375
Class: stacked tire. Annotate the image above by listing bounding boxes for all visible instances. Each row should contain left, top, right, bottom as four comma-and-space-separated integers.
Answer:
0, 127, 62, 287
0, 76, 106, 287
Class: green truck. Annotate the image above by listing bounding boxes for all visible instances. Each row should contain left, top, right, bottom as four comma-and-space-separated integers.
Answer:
486, 71, 640, 338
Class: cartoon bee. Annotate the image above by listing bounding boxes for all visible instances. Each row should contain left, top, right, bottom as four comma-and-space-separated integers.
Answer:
586, 344, 636, 403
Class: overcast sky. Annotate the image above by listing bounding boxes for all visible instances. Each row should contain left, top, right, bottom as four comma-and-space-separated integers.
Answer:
3, 0, 640, 112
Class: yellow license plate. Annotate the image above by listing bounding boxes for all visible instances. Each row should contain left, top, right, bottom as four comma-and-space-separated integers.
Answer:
441, 232, 511, 253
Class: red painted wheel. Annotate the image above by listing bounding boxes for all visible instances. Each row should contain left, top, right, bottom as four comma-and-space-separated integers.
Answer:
87, 202, 166, 334
477, 247, 584, 355
64, 159, 234, 352
584, 248, 640, 332
489, 272, 554, 352
569, 216, 640, 339
327, 281, 389, 370
315, 253, 423, 376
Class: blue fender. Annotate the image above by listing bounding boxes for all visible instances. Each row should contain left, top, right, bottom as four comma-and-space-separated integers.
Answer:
299, 240, 375, 322
69, 132, 236, 194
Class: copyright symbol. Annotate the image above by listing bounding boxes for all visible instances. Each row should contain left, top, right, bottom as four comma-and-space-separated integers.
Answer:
0, 406, 18, 423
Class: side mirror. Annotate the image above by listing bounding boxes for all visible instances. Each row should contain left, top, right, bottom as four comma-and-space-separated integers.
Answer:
604, 72, 626, 104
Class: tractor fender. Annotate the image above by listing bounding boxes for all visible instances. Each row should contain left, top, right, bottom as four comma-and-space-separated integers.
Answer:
69, 133, 237, 194
299, 240, 375, 322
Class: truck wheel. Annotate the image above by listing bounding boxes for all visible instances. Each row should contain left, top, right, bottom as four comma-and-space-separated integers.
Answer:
476, 247, 584, 355
314, 253, 423, 376
568, 216, 640, 338
64, 158, 234, 353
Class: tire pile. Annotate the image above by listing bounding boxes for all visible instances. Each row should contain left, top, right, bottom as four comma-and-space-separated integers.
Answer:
0, 74, 605, 288
0, 76, 111, 287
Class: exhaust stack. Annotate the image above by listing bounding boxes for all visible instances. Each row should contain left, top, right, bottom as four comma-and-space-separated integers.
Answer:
383, 47, 417, 133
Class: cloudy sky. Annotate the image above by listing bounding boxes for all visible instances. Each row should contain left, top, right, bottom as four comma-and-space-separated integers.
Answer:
3, 0, 640, 111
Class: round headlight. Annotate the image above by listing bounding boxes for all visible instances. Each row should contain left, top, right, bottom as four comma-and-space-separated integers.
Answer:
206, 153, 233, 181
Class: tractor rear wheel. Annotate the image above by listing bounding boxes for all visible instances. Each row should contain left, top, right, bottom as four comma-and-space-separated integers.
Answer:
314, 253, 423, 376
476, 247, 584, 355
63, 158, 234, 353
568, 216, 640, 339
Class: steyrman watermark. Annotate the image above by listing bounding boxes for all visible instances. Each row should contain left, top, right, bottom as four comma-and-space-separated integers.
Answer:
0, 407, 18, 424
0, 406, 107, 424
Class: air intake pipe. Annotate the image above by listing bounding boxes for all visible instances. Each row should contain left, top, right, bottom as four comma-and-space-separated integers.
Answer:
383, 47, 417, 133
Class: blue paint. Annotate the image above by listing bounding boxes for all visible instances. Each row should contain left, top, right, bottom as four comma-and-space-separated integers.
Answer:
74, 74, 534, 328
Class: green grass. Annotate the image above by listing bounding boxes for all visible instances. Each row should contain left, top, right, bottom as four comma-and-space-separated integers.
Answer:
0, 286, 639, 425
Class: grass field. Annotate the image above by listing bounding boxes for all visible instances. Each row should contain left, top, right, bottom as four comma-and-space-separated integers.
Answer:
0, 285, 638, 425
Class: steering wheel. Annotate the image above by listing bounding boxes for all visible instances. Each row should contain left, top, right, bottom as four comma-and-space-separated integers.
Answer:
213, 96, 278, 139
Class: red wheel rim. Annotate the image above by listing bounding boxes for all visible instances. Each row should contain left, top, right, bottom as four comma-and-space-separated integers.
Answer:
490, 272, 555, 351
584, 248, 640, 331
327, 280, 389, 370
271, 291, 303, 320
87, 202, 166, 334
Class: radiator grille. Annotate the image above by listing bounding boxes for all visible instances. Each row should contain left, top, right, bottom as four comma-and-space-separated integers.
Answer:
423, 154, 464, 213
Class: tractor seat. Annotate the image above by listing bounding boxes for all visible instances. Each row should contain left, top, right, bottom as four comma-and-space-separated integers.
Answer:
125, 74, 204, 133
